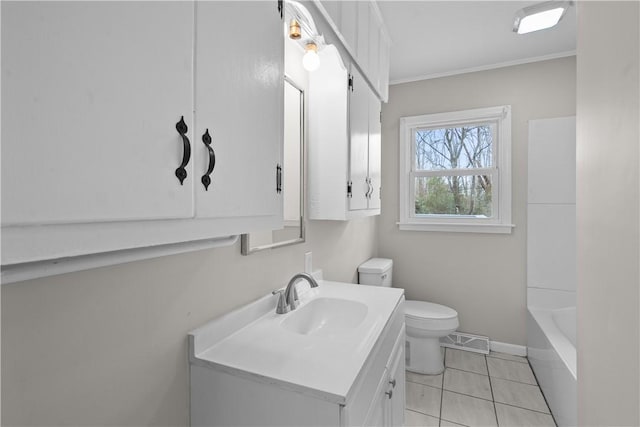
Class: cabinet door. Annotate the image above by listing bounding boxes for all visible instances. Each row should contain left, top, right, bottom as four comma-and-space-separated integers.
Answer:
368, 90, 382, 210
387, 333, 406, 427
368, 3, 381, 91
349, 66, 370, 211
1, 2, 195, 226
378, 31, 391, 103
340, 1, 358, 55
320, 0, 341, 31
194, 1, 283, 220
363, 368, 389, 427
356, 2, 370, 76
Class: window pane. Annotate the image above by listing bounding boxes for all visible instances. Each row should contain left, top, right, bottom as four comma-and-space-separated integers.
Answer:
414, 175, 492, 217
414, 125, 494, 171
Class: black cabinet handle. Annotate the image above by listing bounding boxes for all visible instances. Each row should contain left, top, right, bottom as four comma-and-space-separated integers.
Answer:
276, 164, 282, 194
365, 178, 373, 199
201, 129, 216, 191
175, 116, 191, 185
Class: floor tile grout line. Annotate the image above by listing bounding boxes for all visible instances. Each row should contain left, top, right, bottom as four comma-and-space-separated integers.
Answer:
441, 388, 496, 404
438, 349, 445, 424
485, 354, 499, 426
486, 354, 529, 364
440, 416, 470, 427
445, 365, 490, 377
489, 375, 539, 386
440, 370, 494, 402
406, 378, 442, 388
493, 401, 554, 416
525, 359, 558, 427
404, 406, 439, 419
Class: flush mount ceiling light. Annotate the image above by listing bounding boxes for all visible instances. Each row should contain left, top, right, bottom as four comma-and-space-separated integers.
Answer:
513, 1, 571, 34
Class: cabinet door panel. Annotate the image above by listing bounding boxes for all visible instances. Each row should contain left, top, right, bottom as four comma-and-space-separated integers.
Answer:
368, 90, 382, 210
1, 2, 195, 226
378, 32, 391, 102
368, 4, 381, 90
340, 1, 358, 54
356, 2, 370, 76
363, 367, 389, 427
195, 1, 283, 219
320, 0, 341, 30
349, 67, 370, 211
388, 333, 406, 427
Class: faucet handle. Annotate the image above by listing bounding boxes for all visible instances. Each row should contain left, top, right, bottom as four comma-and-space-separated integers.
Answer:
272, 290, 290, 314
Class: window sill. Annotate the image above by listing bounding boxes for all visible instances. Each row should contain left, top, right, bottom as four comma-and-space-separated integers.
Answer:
397, 221, 515, 234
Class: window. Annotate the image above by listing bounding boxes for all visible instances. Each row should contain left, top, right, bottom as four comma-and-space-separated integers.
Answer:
399, 106, 513, 233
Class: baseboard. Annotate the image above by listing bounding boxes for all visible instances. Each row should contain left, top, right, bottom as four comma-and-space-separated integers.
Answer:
489, 341, 527, 356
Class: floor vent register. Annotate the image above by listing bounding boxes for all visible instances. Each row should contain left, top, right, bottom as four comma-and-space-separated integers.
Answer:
440, 331, 490, 354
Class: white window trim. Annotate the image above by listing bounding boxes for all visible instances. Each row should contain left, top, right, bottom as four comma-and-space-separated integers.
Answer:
398, 105, 514, 234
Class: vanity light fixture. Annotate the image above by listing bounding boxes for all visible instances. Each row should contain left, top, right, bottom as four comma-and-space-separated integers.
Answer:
289, 19, 301, 39
513, 1, 571, 34
302, 41, 320, 71
285, 0, 324, 72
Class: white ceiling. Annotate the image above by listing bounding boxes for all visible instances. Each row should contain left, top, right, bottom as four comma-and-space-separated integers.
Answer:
376, 1, 576, 84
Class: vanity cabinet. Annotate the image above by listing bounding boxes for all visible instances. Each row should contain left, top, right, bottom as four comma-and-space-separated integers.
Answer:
189, 281, 406, 427
1, 1, 283, 273
364, 330, 406, 427
308, 48, 382, 220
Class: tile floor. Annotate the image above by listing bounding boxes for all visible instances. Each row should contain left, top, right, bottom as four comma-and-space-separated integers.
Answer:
405, 348, 556, 427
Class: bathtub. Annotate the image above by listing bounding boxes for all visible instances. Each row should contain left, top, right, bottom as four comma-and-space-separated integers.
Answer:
527, 291, 576, 427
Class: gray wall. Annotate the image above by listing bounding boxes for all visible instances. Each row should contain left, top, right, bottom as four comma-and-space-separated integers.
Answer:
1, 218, 377, 425
576, 2, 640, 425
380, 57, 576, 345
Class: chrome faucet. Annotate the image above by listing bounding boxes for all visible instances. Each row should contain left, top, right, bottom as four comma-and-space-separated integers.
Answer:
273, 272, 319, 314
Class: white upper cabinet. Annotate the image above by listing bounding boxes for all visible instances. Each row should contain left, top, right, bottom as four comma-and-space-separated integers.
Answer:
194, 2, 283, 220
308, 48, 381, 220
315, 0, 390, 102
1, 1, 284, 271
2, 2, 196, 226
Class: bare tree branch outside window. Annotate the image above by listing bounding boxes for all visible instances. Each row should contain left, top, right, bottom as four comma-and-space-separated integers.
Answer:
414, 125, 493, 216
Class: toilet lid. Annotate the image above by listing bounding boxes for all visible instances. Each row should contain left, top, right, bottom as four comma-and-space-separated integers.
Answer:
405, 300, 457, 320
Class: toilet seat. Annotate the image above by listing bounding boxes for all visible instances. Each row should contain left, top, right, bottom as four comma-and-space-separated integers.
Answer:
404, 300, 459, 331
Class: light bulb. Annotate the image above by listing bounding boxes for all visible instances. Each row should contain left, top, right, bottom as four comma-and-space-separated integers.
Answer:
302, 42, 320, 71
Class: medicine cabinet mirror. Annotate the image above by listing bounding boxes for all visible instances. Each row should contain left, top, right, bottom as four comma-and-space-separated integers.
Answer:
241, 77, 305, 254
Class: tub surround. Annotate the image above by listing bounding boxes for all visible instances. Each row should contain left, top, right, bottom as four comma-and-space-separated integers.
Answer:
527, 116, 576, 426
528, 307, 576, 426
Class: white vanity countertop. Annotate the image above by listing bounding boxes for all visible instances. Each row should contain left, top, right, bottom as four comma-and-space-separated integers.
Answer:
189, 280, 404, 404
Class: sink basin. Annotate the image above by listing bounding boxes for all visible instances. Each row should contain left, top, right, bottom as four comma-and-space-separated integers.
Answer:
281, 297, 368, 336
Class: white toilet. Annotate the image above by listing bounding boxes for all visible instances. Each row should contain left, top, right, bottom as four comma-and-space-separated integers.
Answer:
358, 258, 459, 375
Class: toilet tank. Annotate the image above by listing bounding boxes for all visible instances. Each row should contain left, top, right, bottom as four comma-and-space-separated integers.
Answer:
358, 258, 393, 287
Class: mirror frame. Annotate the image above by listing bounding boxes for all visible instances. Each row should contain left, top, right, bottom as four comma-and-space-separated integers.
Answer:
241, 76, 305, 255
